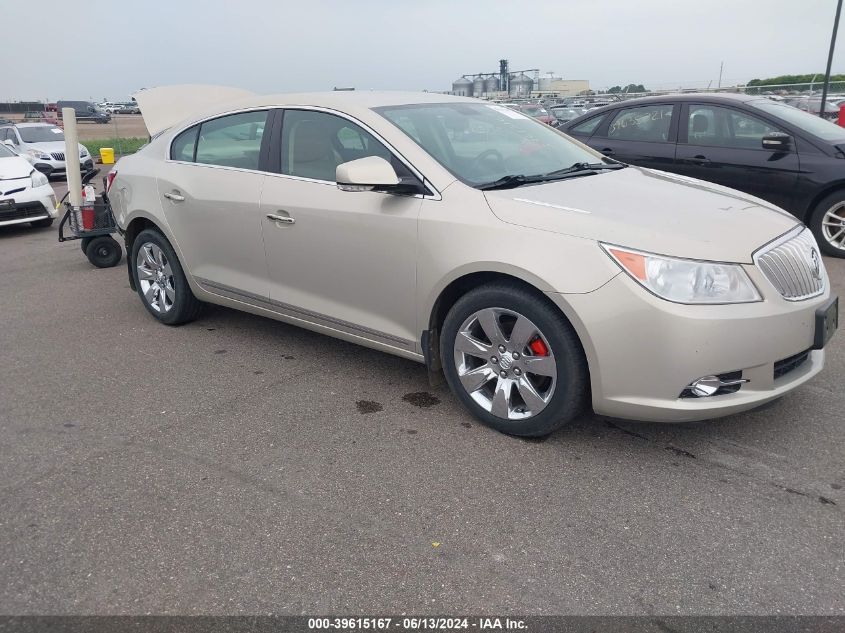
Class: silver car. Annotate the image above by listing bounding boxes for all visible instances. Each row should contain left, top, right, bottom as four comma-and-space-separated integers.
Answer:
108, 89, 838, 437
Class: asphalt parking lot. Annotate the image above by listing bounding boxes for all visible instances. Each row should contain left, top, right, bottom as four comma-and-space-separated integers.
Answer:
1, 178, 843, 615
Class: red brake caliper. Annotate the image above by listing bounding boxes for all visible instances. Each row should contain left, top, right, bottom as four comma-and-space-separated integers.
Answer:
529, 337, 549, 356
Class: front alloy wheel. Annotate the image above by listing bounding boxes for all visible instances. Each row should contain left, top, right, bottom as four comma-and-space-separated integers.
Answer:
821, 201, 845, 253
454, 308, 557, 420
441, 282, 588, 437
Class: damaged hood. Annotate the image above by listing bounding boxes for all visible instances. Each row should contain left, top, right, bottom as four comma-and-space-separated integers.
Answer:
132, 85, 256, 136
483, 166, 800, 263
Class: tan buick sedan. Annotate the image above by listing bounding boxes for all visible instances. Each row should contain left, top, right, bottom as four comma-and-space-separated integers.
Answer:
108, 89, 838, 437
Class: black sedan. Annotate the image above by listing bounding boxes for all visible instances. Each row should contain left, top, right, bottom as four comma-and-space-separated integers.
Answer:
560, 93, 845, 257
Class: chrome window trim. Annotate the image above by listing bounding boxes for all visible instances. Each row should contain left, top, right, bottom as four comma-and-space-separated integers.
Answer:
164, 104, 442, 201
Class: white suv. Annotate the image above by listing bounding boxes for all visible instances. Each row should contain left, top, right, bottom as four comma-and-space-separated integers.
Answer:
0, 123, 94, 179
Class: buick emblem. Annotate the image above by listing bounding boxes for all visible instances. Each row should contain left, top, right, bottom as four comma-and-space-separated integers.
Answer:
499, 352, 513, 370
810, 248, 822, 281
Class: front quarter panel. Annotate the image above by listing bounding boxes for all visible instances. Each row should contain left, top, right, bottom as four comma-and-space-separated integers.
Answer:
417, 182, 620, 334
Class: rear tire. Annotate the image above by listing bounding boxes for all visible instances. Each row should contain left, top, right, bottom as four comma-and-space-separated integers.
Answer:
131, 228, 202, 325
810, 191, 845, 258
30, 218, 54, 228
440, 282, 589, 437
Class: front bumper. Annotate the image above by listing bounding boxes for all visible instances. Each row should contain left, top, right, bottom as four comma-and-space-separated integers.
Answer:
0, 182, 58, 227
551, 268, 834, 423
33, 157, 94, 178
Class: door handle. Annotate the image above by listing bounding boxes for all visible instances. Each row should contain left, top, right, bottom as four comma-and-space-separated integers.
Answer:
266, 213, 295, 225
688, 155, 711, 165
163, 191, 185, 202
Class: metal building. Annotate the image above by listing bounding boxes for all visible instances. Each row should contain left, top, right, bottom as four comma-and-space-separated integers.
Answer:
451, 77, 473, 97
473, 76, 486, 97
510, 73, 534, 97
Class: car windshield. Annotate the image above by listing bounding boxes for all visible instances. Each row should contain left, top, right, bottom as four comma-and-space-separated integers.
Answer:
750, 100, 845, 142
19, 126, 65, 143
0, 143, 16, 158
376, 102, 605, 187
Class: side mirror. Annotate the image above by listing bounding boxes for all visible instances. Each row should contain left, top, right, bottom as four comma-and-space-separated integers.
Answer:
762, 133, 791, 151
2, 139, 16, 148
336, 156, 400, 192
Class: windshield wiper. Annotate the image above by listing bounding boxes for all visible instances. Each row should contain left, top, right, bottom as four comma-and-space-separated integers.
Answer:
479, 161, 626, 191
478, 174, 539, 190
543, 161, 626, 177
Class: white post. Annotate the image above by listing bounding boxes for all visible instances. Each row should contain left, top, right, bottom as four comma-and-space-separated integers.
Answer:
62, 108, 83, 208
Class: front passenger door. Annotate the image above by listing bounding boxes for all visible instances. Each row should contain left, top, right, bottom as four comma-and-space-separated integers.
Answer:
674, 104, 799, 209
260, 109, 422, 351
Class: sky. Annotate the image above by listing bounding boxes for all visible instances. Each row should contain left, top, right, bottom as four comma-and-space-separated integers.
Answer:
3, 0, 844, 101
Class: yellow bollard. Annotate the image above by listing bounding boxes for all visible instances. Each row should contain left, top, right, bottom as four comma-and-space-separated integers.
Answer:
100, 147, 115, 164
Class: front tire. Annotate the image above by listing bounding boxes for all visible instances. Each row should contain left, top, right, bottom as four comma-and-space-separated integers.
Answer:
131, 228, 201, 325
440, 282, 589, 437
810, 191, 845, 257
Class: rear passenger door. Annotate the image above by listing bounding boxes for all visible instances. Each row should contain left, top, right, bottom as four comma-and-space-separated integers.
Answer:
589, 103, 678, 170
674, 103, 800, 210
156, 109, 272, 298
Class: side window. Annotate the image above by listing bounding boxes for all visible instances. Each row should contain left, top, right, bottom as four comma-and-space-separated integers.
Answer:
281, 110, 393, 182
687, 105, 781, 150
170, 125, 199, 162
195, 110, 268, 170
569, 115, 603, 136
607, 104, 673, 142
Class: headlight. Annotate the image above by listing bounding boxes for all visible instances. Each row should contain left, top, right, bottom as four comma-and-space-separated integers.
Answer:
30, 170, 49, 187
28, 148, 52, 160
602, 244, 762, 304
79, 147, 89, 157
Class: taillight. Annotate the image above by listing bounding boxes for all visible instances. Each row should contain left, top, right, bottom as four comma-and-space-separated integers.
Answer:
106, 169, 117, 192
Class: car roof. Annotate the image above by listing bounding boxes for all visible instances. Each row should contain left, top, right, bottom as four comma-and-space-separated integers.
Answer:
596, 92, 766, 105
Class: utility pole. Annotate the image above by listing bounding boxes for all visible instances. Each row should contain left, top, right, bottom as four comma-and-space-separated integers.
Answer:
820, 0, 843, 118
718, 61, 723, 89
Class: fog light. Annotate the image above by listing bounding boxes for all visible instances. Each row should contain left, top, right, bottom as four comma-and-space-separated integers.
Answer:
682, 373, 749, 398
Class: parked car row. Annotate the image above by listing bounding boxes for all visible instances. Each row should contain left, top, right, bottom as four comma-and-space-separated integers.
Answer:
97, 101, 141, 114
560, 93, 845, 256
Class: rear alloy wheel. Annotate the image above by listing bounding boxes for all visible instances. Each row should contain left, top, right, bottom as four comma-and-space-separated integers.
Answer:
441, 283, 588, 437
811, 191, 845, 257
131, 228, 202, 325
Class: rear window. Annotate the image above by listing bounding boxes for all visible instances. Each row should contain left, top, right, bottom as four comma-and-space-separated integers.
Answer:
569, 115, 604, 136
607, 104, 673, 142
170, 125, 198, 161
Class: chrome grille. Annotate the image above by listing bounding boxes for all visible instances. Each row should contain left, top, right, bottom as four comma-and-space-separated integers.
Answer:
755, 228, 825, 301
51, 152, 65, 161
